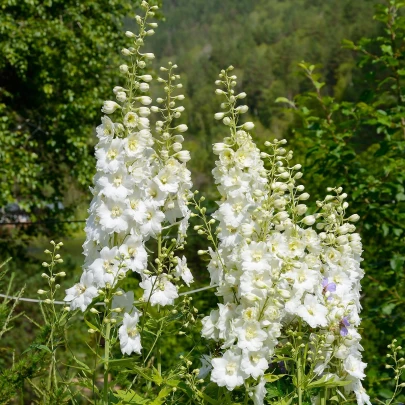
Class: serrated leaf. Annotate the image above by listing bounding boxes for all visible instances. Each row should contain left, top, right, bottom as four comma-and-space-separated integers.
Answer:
150, 386, 171, 405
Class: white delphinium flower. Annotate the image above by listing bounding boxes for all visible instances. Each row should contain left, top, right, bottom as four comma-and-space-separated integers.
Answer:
140, 275, 178, 306
65, 3, 193, 359
64, 271, 99, 311
199, 67, 369, 404
211, 349, 246, 390
119, 311, 142, 355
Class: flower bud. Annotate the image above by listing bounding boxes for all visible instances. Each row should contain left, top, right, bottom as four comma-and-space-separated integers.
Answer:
242, 122, 254, 131
139, 82, 149, 92
138, 96, 152, 105
214, 112, 225, 120
347, 214, 360, 222
144, 53, 155, 60
138, 107, 150, 117
236, 105, 248, 114
119, 64, 129, 74
101, 101, 121, 114
298, 193, 310, 201
176, 124, 188, 132
116, 91, 126, 102
172, 153, 189, 169
302, 215, 316, 226
125, 30, 136, 38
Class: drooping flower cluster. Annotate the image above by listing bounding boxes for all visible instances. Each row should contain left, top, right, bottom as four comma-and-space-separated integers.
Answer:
200, 66, 369, 404
64, 1, 193, 356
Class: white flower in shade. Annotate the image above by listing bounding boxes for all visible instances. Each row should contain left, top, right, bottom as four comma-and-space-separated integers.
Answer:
211, 349, 246, 390
64, 271, 98, 311
296, 294, 328, 328
236, 321, 268, 352
140, 275, 178, 306
201, 309, 220, 341
118, 311, 142, 355
241, 350, 268, 379
174, 256, 194, 286
140, 203, 165, 239
112, 289, 135, 319
197, 354, 213, 379
96, 116, 115, 143
97, 200, 129, 234
352, 380, 372, 405
344, 355, 367, 379
252, 379, 266, 405
101, 100, 121, 114
96, 170, 134, 201
95, 138, 125, 174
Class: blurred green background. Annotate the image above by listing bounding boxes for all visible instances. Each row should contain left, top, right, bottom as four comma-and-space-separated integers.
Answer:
0, 0, 404, 403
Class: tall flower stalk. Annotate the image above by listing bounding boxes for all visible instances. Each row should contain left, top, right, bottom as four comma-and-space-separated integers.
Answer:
196, 66, 370, 405
64, 2, 193, 402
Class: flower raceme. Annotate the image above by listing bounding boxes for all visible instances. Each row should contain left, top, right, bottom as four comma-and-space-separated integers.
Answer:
64, 2, 193, 356
197, 66, 370, 405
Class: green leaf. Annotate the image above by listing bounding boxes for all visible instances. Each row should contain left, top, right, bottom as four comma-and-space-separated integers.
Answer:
114, 390, 150, 404
264, 374, 287, 383
84, 317, 100, 333
275, 97, 290, 104
150, 386, 172, 405
381, 44, 393, 55
307, 375, 351, 389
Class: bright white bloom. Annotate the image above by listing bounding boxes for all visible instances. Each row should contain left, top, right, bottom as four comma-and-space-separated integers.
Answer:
66, 9, 193, 360
64, 271, 98, 311
174, 256, 194, 286
211, 349, 246, 390
296, 294, 328, 328
140, 275, 178, 306
201, 68, 368, 404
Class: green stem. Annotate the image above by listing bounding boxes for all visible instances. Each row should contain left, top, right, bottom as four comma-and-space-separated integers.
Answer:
103, 321, 111, 404
297, 354, 303, 405
320, 388, 327, 405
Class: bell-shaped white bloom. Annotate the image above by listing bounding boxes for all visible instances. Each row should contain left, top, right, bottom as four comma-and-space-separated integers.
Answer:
174, 256, 194, 286
119, 311, 142, 355
96, 116, 115, 143
64, 271, 98, 311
